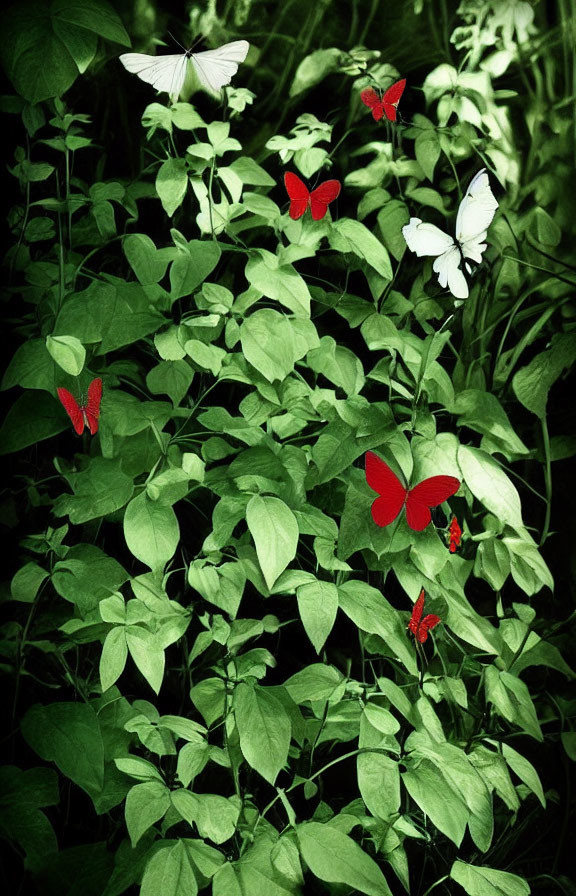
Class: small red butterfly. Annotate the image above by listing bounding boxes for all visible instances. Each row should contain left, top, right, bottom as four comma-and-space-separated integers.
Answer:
408, 589, 441, 643
57, 377, 102, 435
361, 78, 406, 122
365, 451, 460, 532
284, 172, 341, 221
448, 516, 462, 553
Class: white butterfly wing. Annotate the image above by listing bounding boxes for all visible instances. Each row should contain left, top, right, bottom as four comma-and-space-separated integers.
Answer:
455, 168, 499, 246
119, 52, 188, 101
433, 245, 469, 299
403, 218, 455, 257
191, 40, 250, 93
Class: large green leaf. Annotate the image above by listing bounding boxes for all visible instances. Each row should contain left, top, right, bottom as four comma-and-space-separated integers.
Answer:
246, 495, 299, 589
124, 492, 180, 572
1, 0, 129, 103
297, 821, 393, 895
233, 682, 291, 785
53, 457, 134, 524
450, 861, 530, 896
296, 580, 339, 653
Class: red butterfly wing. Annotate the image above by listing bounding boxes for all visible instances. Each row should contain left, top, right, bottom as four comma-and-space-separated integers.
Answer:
408, 589, 425, 637
360, 87, 385, 121
381, 78, 406, 121
449, 516, 462, 553
309, 179, 341, 221
84, 377, 103, 435
405, 475, 460, 532
57, 387, 84, 435
365, 451, 407, 527
417, 613, 441, 643
284, 172, 310, 220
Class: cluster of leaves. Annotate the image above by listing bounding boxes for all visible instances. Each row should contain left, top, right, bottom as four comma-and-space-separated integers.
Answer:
1, 1, 575, 895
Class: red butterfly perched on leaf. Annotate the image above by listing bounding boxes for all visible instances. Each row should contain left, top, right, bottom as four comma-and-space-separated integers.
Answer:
284, 172, 341, 221
365, 451, 460, 532
361, 78, 406, 122
448, 516, 462, 553
408, 589, 441, 643
57, 377, 102, 435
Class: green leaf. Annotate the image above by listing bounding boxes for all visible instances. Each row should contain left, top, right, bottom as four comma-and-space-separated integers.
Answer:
512, 333, 576, 420
125, 781, 171, 847
171, 790, 240, 844
100, 627, 128, 692
10, 561, 48, 602
2, 339, 58, 392
503, 534, 554, 595
45, 334, 86, 375
307, 336, 365, 395
124, 491, 180, 572
452, 390, 528, 456
415, 129, 441, 181
124, 233, 172, 285
156, 158, 189, 216
170, 237, 221, 300
283, 663, 346, 704
450, 860, 530, 896
246, 495, 299, 589
338, 581, 417, 675
0, 391, 67, 454
458, 445, 523, 528
147, 361, 193, 406
126, 627, 166, 694
234, 682, 291, 785
53, 457, 134, 525
240, 310, 302, 382
21, 702, 105, 799
499, 742, 545, 807
0, 0, 130, 103
52, 544, 128, 616
296, 580, 339, 653
402, 759, 468, 846
0, 766, 59, 869
329, 218, 393, 280
245, 251, 311, 317
485, 667, 542, 741
140, 841, 198, 896
114, 756, 164, 783
474, 540, 510, 591
297, 821, 393, 895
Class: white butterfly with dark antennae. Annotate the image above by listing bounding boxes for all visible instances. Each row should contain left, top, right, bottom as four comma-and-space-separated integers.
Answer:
402, 168, 499, 299
119, 38, 250, 102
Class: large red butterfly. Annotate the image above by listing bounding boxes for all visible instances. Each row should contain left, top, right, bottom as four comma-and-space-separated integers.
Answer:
57, 377, 102, 435
365, 451, 460, 532
408, 589, 441, 643
361, 78, 406, 122
284, 172, 341, 221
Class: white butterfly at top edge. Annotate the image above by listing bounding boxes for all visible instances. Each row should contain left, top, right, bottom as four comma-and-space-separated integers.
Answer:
119, 39, 250, 102
402, 169, 499, 300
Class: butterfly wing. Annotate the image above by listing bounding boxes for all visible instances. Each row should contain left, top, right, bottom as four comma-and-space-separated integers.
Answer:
57, 387, 84, 435
84, 377, 103, 435
119, 53, 189, 101
191, 40, 249, 92
403, 218, 455, 257
456, 168, 498, 261
405, 475, 460, 531
417, 613, 441, 643
381, 78, 406, 121
284, 172, 310, 220
365, 451, 407, 527
448, 516, 462, 553
433, 244, 469, 299
408, 589, 425, 637
309, 180, 341, 221
360, 87, 385, 121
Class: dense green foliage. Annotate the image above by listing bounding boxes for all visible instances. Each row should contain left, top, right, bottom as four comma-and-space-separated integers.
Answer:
1, 1, 575, 894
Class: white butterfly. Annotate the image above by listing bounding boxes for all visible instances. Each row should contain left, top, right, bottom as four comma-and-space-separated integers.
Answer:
119, 40, 250, 102
402, 168, 499, 299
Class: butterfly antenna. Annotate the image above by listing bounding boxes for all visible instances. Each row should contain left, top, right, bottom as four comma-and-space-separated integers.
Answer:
166, 30, 188, 51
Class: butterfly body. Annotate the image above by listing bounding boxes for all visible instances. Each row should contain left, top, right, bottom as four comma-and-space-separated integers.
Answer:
119, 39, 249, 100
361, 79, 406, 121
283, 172, 341, 221
57, 378, 102, 435
408, 589, 441, 643
365, 451, 460, 532
402, 169, 498, 299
